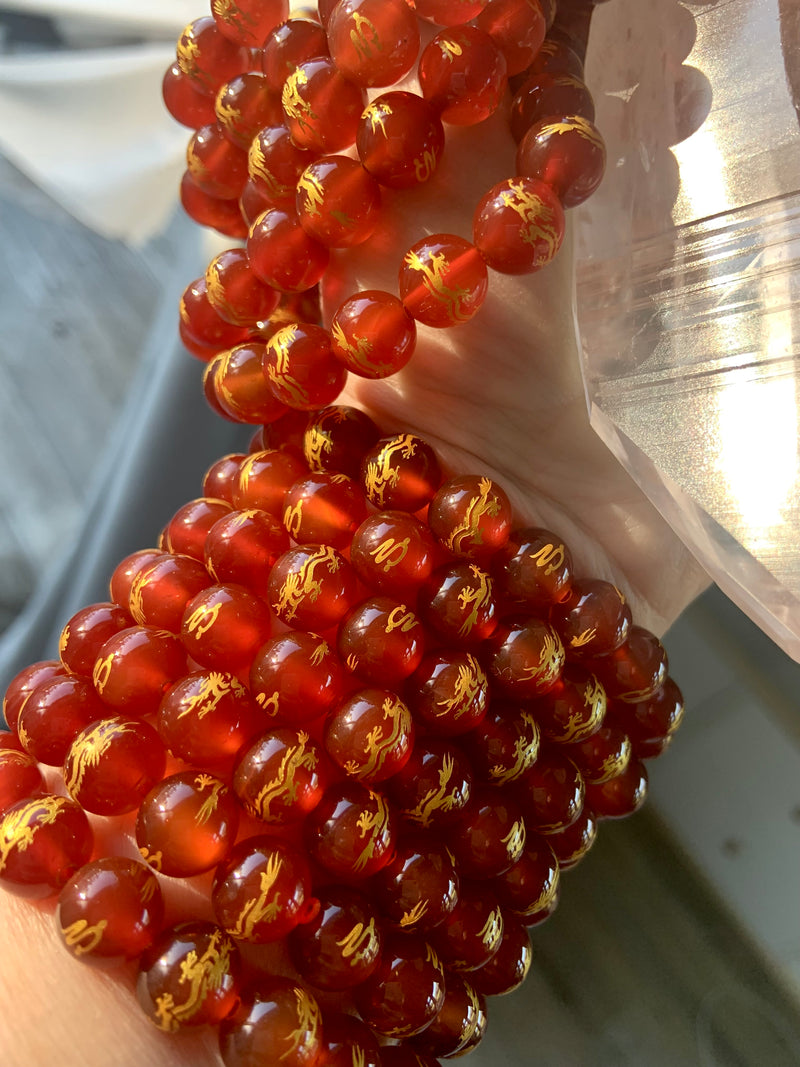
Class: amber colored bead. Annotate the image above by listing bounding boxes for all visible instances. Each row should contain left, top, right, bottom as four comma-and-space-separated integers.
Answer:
211, 0, 288, 47
249, 631, 346, 725
475, 0, 547, 76
610, 676, 684, 758
164, 497, 233, 562
268, 544, 359, 631
289, 885, 383, 990
176, 17, 249, 96
370, 834, 459, 933
283, 471, 368, 549
486, 615, 565, 697
58, 602, 132, 678
493, 526, 573, 609
0, 749, 45, 815
206, 251, 280, 328
586, 757, 648, 819
181, 584, 272, 674
429, 475, 513, 559
264, 323, 347, 410
330, 290, 415, 381
180, 276, 250, 352
550, 577, 631, 658
205, 508, 289, 592
470, 913, 532, 996
546, 806, 597, 869
262, 17, 330, 92
411, 971, 486, 1057
509, 72, 595, 141
449, 786, 527, 878
460, 702, 540, 786
418, 562, 498, 646
3, 660, 67, 733
533, 664, 606, 744
282, 57, 367, 153
318, 1010, 382, 1067
567, 723, 631, 785
204, 453, 247, 504
296, 155, 381, 248
406, 650, 488, 737
215, 73, 283, 150
162, 63, 217, 128
303, 405, 380, 478
493, 832, 560, 922
357, 91, 444, 191
64, 716, 166, 816
248, 206, 330, 293
355, 931, 445, 1038
325, 688, 415, 784
187, 123, 249, 200
219, 976, 323, 1067
234, 447, 308, 515
419, 27, 507, 125
350, 511, 438, 600
329, 0, 420, 87
380, 1049, 441, 1067
305, 782, 397, 880
137, 921, 241, 1031
108, 550, 161, 612
0, 795, 92, 899
180, 173, 249, 238
591, 625, 669, 703
127, 552, 211, 633
361, 434, 442, 511
233, 728, 329, 823
518, 114, 607, 208
337, 599, 425, 686
430, 883, 504, 972
18, 675, 107, 766
56, 857, 163, 965
513, 744, 584, 832
248, 124, 317, 205
387, 739, 472, 830
399, 233, 488, 328
474, 175, 565, 274
415, 0, 486, 24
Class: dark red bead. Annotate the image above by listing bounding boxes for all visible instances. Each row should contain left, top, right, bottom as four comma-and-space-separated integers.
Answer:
64, 716, 166, 816
330, 288, 417, 379
406, 649, 489, 737
288, 885, 383, 990
249, 631, 346, 725
233, 728, 329, 824
509, 71, 595, 141
470, 913, 532, 996
546, 806, 597, 869
58, 603, 132, 678
361, 434, 442, 512
550, 577, 631, 657
493, 832, 560, 923
418, 562, 498, 646
357, 92, 444, 189
268, 544, 359, 631
304, 781, 397, 880
337, 598, 425, 686
370, 834, 459, 933
318, 1010, 382, 1067
325, 688, 415, 783
459, 702, 540, 785
354, 931, 446, 1038
219, 977, 323, 1067
0, 795, 93, 899
350, 511, 438, 600
262, 18, 330, 92
533, 664, 607, 744
410, 971, 486, 1057
485, 615, 565, 696
609, 676, 684, 758
387, 739, 472, 830
0, 747, 44, 816
517, 113, 607, 208
567, 723, 632, 784
180, 584, 272, 674
205, 508, 290, 591
586, 757, 648, 819
429, 883, 504, 972
589, 625, 669, 703
92, 626, 187, 717
513, 743, 584, 833
428, 475, 513, 559
302, 405, 380, 477
449, 785, 527, 878
247, 124, 317, 206
18, 675, 107, 766
418, 26, 507, 125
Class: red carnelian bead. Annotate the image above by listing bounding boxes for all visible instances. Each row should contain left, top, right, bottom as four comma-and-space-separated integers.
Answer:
187, 123, 249, 200
250, 631, 346, 725
56, 857, 164, 965
0, 732, 23, 752
406, 649, 488, 737
187, 323, 229, 364
381, 1050, 441, 1067
533, 664, 606, 744
233, 728, 329, 823
518, 114, 607, 207
590, 625, 669, 703
137, 921, 241, 1031
18, 676, 107, 766
181, 584, 272, 674
370, 835, 459, 933
475, 0, 547, 76
206, 250, 280, 328
319, 1011, 382, 1067
415, 0, 486, 26
305, 781, 396, 879
0, 749, 45, 814
493, 832, 560, 922
0, 795, 92, 899
610, 676, 685, 758
180, 277, 250, 351
337, 599, 425, 685
418, 562, 498, 645
550, 577, 631, 657
59, 603, 131, 678
176, 18, 250, 97
546, 806, 597, 869
3, 660, 67, 733
214, 346, 288, 425
164, 497, 233, 561
449, 786, 527, 878
399, 234, 488, 328
211, 0, 288, 48
219, 977, 323, 1067
234, 447, 308, 515
509, 72, 595, 141
93, 626, 187, 716
410, 972, 486, 1057
419, 27, 507, 125
513, 744, 584, 832
162, 62, 218, 128
325, 688, 415, 783
328, 0, 420, 87
249, 209, 331, 293
331, 289, 416, 379
248, 125, 317, 206
485, 615, 565, 696
205, 508, 289, 590
128, 552, 211, 632
567, 724, 632, 784
269, 544, 359, 631
459, 702, 540, 786
296, 155, 381, 248
357, 92, 445, 189
109, 549, 162, 612
473, 176, 565, 273
180, 172, 249, 238
355, 931, 445, 1038
387, 739, 472, 830
262, 18, 330, 92
430, 883, 504, 972
282, 58, 367, 153
303, 405, 380, 477
350, 511, 438, 599
470, 914, 532, 996
215, 74, 284, 150
493, 526, 573, 609
283, 472, 368, 548
361, 434, 442, 511
204, 453, 247, 504
428, 475, 513, 559
289, 885, 383, 990
64, 716, 166, 816
586, 757, 648, 819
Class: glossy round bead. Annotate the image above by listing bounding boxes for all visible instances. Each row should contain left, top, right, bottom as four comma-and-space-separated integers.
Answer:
0, 732, 23, 752
493, 526, 573, 609
205, 508, 290, 591
419, 26, 507, 125
418, 562, 498, 646
357, 92, 445, 189
460, 702, 540, 786
380, 1049, 441, 1067
109, 550, 161, 611
475, 0, 547, 76
56, 857, 164, 965
176, 17, 250, 97
429, 475, 513, 559
268, 544, 359, 631
186, 123, 249, 200
550, 577, 631, 657
305, 782, 397, 879
215, 73, 284, 150
449, 786, 527, 878
0, 749, 45, 815
204, 453, 247, 504
567, 724, 631, 785
128, 552, 212, 632
330, 289, 417, 379
262, 17, 330, 92
325, 688, 415, 783
162, 63, 217, 128
180, 276, 250, 352
370, 835, 459, 933
64, 716, 166, 816
513, 744, 584, 833
262, 407, 313, 452
58, 602, 132, 678
473, 176, 565, 273
212, 837, 314, 943
387, 739, 472, 830
470, 913, 532, 996
248, 207, 331, 293
233, 728, 329, 823
219, 977, 323, 1067
303, 405, 380, 478
205, 252, 280, 330
586, 757, 648, 819
350, 511, 438, 599
283, 472, 368, 549
361, 434, 442, 511
180, 584, 272, 674
164, 496, 233, 561
211, 0, 289, 48
509, 72, 595, 142
414, 0, 486, 24
493, 832, 560, 922
234, 447, 308, 515
517, 114, 607, 207
0, 795, 92, 899
546, 806, 597, 869
529, 35, 583, 76
180, 172, 249, 238
18, 675, 108, 766
410, 971, 486, 1057
610, 676, 685, 758
318, 1011, 382, 1067
158, 670, 264, 771
289, 885, 383, 990
430, 883, 504, 972
296, 155, 381, 248
249, 631, 346, 725
137, 921, 241, 1031
354, 931, 445, 1038
263, 323, 347, 410
3, 660, 68, 733
590, 625, 669, 703
328, 0, 419, 86
337, 599, 425, 685
533, 664, 606, 744
406, 649, 489, 736
485, 615, 565, 696
399, 233, 488, 328
248, 124, 317, 205
281, 57, 367, 153
92, 626, 187, 716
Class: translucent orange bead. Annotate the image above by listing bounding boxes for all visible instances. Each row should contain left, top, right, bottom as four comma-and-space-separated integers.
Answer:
211, 0, 289, 48
64, 716, 166, 815
0, 748, 45, 815
215, 73, 284, 150
180, 172, 249, 238
18, 675, 108, 766
247, 207, 331, 293
517, 114, 607, 208
127, 552, 211, 632
281, 57, 367, 153
371, 834, 460, 933
354, 931, 445, 1038
428, 474, 513, 559
361, 434, 442, 511
350, 511, 438, 599
249, 631, 346, 725
357, 92, 445, 189
176, 17, 250, 97
205, 508, 290, 590
219, 977, 323, 1067
337, 598, 425, 685
399, 234, 488, 328
203, 453, 247, 504
205, 250, 280, 328
305, 781, 397, 879
269, 543, 360, 630
302, 405, 380, 477
418, 562, 498, 646
296, 155, 381, 248
330, 289, 417, 378
262, 17, 330, 92
247, 124, 317, 206
550, 577, 631, 657
233, 727, 329, 823
493, 831, 560, 922
180, 276, 250, 352
418, 27, 507, 126
409, 971, 486, 1057
0, 795, 93, 899
263, 323, 347, 410
493, 525, 573, 608
187, 123, 249, 200
406, 649, 489, 736
164, 497, 233, 561
3, 660, 67, 733
414, 0, 486, 26
288, 885, 383, 990
429, 882, 504, 972
58, 602, 132, 678
234, 447, 309, 515
475, 0, 547, 76
509, 71, 595, 141
282, 472, 369, 549
327, 0, 420, 87
162, 63, 217, 128
214, 345, 288, 425
387, 739, 473, 830
180, 584, 272, 674
108, 549, 162, 611
473, 176, 565, 273
533, 664, 606, 744
324, 688, 415, 783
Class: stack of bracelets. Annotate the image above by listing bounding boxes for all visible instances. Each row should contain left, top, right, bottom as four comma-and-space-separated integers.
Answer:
0, 1, 686, 1064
